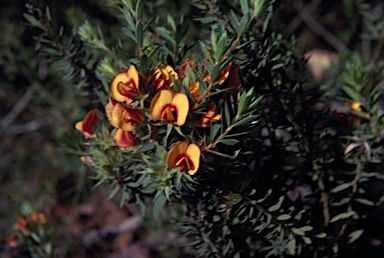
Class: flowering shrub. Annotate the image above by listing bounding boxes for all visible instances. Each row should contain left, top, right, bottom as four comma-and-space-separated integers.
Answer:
23, 0, 384, 257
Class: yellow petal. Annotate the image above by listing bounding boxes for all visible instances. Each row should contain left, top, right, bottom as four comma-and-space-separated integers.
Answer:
166, 142, 189, 169
127, 64, 139, 91
111, 72, 130, 103
111, 103, 136, 131
172, 93, 189, 126
150, 90, 174, 120
75, 121, 83, 131
188, 82, 200, 99
186, 143, 200, 175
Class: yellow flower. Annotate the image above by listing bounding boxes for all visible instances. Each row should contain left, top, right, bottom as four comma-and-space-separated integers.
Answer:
149, 90, 189, 126
114, 129, 140, 149
111, 65, 140, 104
75, 109, 99, 138
151, 64, 179, 91
201, 104, 221, 128
105, 98, 144, 131
345, 102, 362, 112
166, 142, 201, 175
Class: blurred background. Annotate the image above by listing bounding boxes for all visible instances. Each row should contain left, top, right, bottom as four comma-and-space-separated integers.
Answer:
0, 0, 382, 257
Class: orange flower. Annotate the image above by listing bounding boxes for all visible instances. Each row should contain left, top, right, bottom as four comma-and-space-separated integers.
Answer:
188, 82, 200, 100
176, 59, 196, 79
114, 129, 140, 149
345, 102, 362, 112
111, 65, 140, 104
201, 104, 221, 128
13, 216, 29, 234
75, 109, 99, 138
221, 65, 240, 91
150, 90, 189, 126
29, 212, 47, 224
203, 57, 232, 84
5, 234, 18, 248
105, 98, 144, 131
151, 64, 179, 91
166, 142, 200, 175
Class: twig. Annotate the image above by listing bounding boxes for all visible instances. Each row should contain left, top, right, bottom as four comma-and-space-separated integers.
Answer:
338, 158, 361, 238
202, 0, 236, 34
0, 89, 34, 130
294, 1, 349, 53
287, 0, 322, 34
200, 229, 221, 258
3, 115, 55, 136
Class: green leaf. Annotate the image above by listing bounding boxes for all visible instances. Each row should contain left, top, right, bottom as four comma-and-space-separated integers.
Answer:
223, 102, 231, 127
23, 13, 40, 27
135, 0, 144, 18
237, 13, 250, 39
330, 211, 357, 223
276, 214, 291, 220
348, 229, 364, 244
233, 115, 257, 127
268, 196, 284, 212
342, 85, 360, 101
153, 191, 167, 217
136, 21, 143, 47
237, 91, 248, 116
291, 228, 305, 236
355, 198, 375, 206
219, 139, 240, 146
330, 182, 351, 193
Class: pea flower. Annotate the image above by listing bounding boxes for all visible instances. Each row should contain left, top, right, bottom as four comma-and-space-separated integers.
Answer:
201, 104, 221, 128
150, 90, 189, 126
114, 129, 140, 149
75, 109, 99, 138
166, 142, 201, 175
176, 59, 196, 79
111, 65, 140, 104
151, 64, 179, 91
105, 98, 144, 131
188, 82, 201, 100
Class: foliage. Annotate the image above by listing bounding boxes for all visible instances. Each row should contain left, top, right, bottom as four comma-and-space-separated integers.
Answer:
6, 0, 384, 257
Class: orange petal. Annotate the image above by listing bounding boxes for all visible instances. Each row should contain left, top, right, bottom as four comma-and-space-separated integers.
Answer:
75, 121, 84, 132
188, 82, 200, 99
111, 65, 140, 104
111, 72, 131, 103
150, 90, 174, 120
172, 93, 189, 126
127, 65, 140, 91
111, 103, 136, 131
166, 142, 189, 169
185, 143, 200, 175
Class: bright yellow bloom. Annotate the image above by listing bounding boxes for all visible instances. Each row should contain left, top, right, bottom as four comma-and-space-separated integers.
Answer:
166, 142, 201, 175
345, 102, 362, 112
150, 90, 189, 126
111, 65, 140, 104
114, 129, 140, 149
151, 64, 179, 91
201, 104, 221, 128
105, 98, 144, 131
75, 109, 99, 138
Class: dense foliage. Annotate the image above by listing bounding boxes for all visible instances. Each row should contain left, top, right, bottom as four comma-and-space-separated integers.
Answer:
2, 0, 384, 257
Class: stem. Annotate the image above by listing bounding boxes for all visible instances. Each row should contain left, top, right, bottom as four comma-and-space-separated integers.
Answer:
200, 229, 221, 258
338, 158, 361, 238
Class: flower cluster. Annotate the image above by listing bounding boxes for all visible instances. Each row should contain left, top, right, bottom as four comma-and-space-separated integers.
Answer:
75, 59, 240, 177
